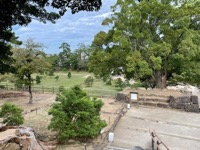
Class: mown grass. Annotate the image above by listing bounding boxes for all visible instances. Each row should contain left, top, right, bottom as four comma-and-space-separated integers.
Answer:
0, 71, 119, 97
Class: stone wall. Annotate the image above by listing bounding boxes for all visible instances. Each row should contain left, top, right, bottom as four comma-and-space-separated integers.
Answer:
169, 95, 199, 113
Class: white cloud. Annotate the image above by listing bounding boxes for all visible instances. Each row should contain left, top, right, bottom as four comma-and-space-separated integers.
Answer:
93, 12, 112, 18
13, 0, 116, 54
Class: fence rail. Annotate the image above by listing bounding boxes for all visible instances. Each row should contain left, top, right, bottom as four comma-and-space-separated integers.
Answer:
150, 130, 169, 150
0, 84, 117, 97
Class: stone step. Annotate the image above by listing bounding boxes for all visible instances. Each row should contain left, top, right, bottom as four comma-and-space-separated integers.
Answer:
139, 97, 169, 103
139, 101, 170, 108
139, 93, 170, 98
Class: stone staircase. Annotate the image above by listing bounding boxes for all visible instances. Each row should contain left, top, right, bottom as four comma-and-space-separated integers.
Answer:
116, 88, 185, 108
138, 93, 170, 108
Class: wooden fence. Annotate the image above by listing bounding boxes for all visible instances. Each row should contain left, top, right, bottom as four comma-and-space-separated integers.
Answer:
0, 84, 117, 98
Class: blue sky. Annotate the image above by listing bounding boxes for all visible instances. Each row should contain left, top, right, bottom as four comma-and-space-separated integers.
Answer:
12, 0, 116, 54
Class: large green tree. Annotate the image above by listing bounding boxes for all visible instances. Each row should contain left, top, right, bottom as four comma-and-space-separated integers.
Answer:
88, 0, 200, 89
12, 39, 50, 104
0, 0, 102, 74
48, 86, 106, 142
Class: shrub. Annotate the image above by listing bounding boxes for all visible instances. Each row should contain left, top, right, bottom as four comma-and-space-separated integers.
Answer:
114, 78, 126, 90
35, 75, 42, 84
0, 103, 24, 126
85, 76, 94, 87
55, 75, 59, 81
48, 86, 106, 142
67, 72, 71, 78
48, 70, 54, 76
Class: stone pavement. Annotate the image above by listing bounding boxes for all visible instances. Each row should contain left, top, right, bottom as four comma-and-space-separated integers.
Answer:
104, 106, 200, 150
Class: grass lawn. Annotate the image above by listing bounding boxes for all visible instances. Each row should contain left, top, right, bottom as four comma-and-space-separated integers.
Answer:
0, 71, 120, 97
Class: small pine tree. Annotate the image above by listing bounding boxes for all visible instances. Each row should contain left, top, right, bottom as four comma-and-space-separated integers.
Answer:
114, 78, 125, 90
48, 86, 106, 142
85, 76, 94, 87
67, 72, 71, 78
0, 103, 24, 126
55, 75, 59, 81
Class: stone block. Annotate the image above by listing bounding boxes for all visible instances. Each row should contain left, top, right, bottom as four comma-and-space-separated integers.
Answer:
185, 104, 199, 112
169, 102, 177, 109
191, 95, 198, 104
180, 96, 191, 103
176, 103, 185, 109
169, 96, 176, 103
157, 103, 169, 108
116, 93, 127, 101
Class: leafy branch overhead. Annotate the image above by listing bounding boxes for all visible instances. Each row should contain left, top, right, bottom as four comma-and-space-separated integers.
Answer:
0, 0, 102, 74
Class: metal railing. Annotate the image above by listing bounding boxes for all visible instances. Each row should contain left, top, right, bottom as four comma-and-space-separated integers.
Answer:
150, 130, 169, 150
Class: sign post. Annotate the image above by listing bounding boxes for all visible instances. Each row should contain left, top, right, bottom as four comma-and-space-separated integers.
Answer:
130, 92, 139, 107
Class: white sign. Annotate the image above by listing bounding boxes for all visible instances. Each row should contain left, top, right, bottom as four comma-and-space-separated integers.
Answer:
130, 92, 138, 100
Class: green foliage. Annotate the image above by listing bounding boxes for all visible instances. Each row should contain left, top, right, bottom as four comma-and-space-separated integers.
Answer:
1, 0, 102, 74
55, 75, 59, 81
12, 39, 50, 103
68, 72, 72, 78
0, 103, 24, 126
48, 70, 54, 76
48, 86, 106, 142
114, 78, 126, 90
35, 75, 42, 84
85, 76, 94, 87
89, 0, 200, 89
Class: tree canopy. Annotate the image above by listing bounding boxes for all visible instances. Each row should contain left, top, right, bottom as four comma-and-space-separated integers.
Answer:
12, 39, 50, 104
88, 0, 200, 89
0, 0, 102, 74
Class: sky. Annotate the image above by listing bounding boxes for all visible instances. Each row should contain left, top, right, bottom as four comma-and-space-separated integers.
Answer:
12, 0, 116, 54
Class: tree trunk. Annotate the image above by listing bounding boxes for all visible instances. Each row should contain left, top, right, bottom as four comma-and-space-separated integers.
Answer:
28, 85, 33, 104
154, 70, 167, 89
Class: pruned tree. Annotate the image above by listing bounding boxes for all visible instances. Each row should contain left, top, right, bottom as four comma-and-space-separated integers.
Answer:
89, 0, 200, 89
12, 39, 50, 104
48, 85, 106, 142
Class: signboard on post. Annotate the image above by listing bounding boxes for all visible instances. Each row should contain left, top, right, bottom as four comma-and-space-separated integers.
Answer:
130, 92, 139, 107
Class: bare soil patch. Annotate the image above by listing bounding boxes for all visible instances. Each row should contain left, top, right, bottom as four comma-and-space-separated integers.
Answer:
0, 90, 123, 149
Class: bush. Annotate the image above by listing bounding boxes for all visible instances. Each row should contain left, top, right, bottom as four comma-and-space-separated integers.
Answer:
48, 70, 54, 76
85, 76, 94, 87
114, 78, 126, 90
67, 72, 71, 78
48, 86, 106, 142
35, 75, 42, 84
0, 85, 6, 89
0, 103, 24, 126
55, 75, 59, 81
